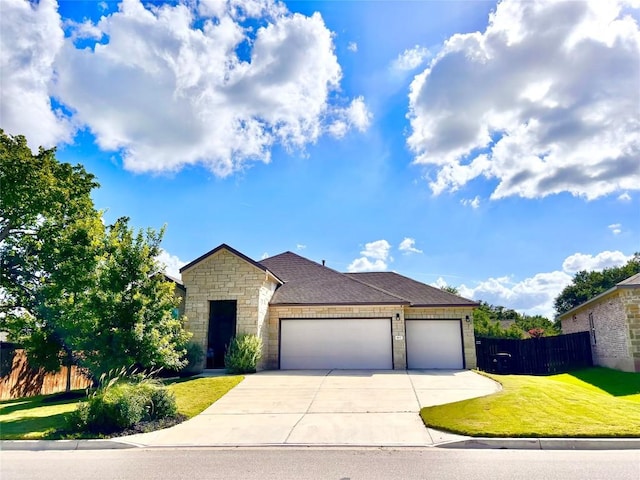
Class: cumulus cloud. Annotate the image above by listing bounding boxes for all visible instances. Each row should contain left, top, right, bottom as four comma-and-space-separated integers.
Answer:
348, 239, 392, 272
0, 0, 73, 149
328, 96, 372, 138
460, 196, 480, 209
392, 45, 430, 71
347, 41, 358, 52
3, 0, 368, 175
407, 0, 640, 200
458, 250, 634, 318
156, 249, 186, 278
399, 237, 422, 254
296, 244, 306, 250
562, 250, 632, 273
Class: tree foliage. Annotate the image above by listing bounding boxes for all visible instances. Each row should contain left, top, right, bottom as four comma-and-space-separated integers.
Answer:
553, 254, 640, 316
83, 218, 189, 378
0, 130, 189, 386
473, 302, 560, 339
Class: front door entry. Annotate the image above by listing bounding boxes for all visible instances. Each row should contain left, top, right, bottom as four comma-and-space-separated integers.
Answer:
207, 300, 237, 368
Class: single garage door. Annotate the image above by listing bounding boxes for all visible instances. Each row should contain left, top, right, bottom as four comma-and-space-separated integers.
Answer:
406, 319, 464, 369
280, 318, 393, 369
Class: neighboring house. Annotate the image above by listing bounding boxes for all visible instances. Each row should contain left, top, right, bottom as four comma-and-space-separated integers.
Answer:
560, 273, 640, 373
178, 244, 478, 371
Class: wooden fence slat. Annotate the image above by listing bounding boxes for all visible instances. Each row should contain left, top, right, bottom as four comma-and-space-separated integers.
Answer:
0, 347, 92, 401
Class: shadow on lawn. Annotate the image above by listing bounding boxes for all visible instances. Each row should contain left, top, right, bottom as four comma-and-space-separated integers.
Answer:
0, 392, 85, 416
0, 412, 71, 440
568, 367, 640, 397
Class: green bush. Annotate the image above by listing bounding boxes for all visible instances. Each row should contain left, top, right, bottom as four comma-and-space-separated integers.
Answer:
179, 341, 204, 377
224, 334, 262, 374
69, 370, 177, 434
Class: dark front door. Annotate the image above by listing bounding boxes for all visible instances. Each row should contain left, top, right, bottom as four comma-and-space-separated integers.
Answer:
207, 300, 237, 368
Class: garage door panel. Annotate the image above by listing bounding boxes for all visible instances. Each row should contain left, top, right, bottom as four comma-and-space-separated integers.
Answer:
406, 320, 463, 369
280, 319, 393, 370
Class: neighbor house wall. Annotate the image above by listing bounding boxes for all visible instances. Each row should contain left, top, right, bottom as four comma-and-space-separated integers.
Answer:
404, 306, 477, 369
267, 305, 406, 370
181, 249, 277, 368
562, 291, 637, 372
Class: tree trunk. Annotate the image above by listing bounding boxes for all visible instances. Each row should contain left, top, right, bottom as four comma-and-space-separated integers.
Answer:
65, 349, 73, 393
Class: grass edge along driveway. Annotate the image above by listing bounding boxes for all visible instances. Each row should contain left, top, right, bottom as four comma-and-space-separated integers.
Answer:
0, 375, 244, 440
420, 367, 640, 438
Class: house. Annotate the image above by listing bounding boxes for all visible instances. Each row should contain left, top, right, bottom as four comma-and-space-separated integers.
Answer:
179, 244, 479, 371
560, 273, 640, 372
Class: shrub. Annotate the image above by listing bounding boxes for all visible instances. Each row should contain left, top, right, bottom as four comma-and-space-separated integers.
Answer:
224, 334, 262, 374
179, 341, 204, 377
69, 369, 178, 434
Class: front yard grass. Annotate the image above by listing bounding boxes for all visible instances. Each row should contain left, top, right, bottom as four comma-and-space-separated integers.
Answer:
420, 367, 640, 437
0, 375, 243, 440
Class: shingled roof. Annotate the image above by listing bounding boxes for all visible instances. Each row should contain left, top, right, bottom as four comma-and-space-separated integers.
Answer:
259, 252, 408, 305
345, 271, 478, 307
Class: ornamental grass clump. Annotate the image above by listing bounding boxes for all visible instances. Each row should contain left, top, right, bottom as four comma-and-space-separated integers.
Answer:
69, 368, 177, 434
224, 334, 262, 374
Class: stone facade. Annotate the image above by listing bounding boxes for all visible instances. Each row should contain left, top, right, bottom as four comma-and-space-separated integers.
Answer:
562, 289, 640, 372
404, 306, 477, 369
181, 248, 279, 368
180, 246, 479, 372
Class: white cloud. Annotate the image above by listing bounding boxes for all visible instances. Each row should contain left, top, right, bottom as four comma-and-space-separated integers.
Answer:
348, 239, 392, 272
156, 249, 186, 278
0, 0, 73, 149
5, 0, 368, 175
562, 250, 632, 273
347, 257, 387, 273
261, 252, 269, 260
618, 192, 632, 201
392, 45, 430, 71
459, 249, 634, 318
608, 223, 622, 235
296, 244, 306, 250
399, 237, 422, 254
347, 41, 358, 52
460, 196, 480, 209
407, 0, 640, 200
328, 96, 372, 138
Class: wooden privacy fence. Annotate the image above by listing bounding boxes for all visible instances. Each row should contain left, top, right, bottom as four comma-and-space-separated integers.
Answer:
475, 332, 593, 375
0, 343, 92, 400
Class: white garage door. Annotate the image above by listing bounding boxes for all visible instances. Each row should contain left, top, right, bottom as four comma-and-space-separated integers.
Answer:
406, 320, 464, 369
280, 318, 393, 369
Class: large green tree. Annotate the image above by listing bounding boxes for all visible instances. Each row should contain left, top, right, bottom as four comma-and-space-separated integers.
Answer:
0, 130, 103, 388
1, 131, 189, 387
83, 217, 189, 378
554, 254, 640, 316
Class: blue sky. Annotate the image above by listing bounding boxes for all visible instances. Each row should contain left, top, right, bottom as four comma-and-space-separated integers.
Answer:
2, 0, 639, 318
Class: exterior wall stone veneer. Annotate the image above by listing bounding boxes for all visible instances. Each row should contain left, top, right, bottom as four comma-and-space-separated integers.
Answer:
404, 306, 477, 369
181, 249, 279, 369
562, 290, 640, 372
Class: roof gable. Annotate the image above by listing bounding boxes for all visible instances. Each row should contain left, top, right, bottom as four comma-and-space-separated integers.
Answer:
345, 271, 478, 307
180, 244, 282, 283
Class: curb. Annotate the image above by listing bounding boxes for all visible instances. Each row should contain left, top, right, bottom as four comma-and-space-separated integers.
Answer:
0, 439, 138, 451
437, 437, 640, 450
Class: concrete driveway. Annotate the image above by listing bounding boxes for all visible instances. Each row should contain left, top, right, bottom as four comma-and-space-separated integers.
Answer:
123, 370, 500, 447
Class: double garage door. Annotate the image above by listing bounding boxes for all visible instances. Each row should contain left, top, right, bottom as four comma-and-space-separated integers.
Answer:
279, 318, 464, 370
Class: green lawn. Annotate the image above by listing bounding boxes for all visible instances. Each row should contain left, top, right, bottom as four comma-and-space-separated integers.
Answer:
420, 367, 640, 437
0, 375, 244, 440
